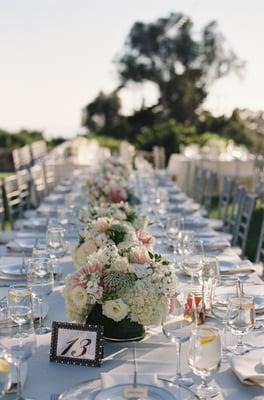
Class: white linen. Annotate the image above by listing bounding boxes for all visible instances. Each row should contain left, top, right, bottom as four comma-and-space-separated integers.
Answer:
101, 373, 158, 388
230, 350, 264, 387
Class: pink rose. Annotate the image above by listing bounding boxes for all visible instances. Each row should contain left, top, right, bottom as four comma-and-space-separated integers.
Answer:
130, 246, 150, 264
110, 187, 127, 203
136, 230, 154, 249
93, 218, 110, 232
69, 264, 104, 288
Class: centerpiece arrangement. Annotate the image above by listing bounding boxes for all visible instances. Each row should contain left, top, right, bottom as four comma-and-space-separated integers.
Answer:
64, 156, 177, 341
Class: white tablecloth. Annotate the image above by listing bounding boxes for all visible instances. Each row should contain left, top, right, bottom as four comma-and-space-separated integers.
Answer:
167, 154, 256, 194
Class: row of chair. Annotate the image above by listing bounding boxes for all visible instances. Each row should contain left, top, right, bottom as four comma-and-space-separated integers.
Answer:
12, 140, 48, 171
192, 168, 262, 265
0, 161, 57, 228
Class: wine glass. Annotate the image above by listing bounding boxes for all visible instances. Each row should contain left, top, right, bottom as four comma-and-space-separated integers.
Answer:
46, 226, 68, 283
227, 295, 255, 355
198, 256, 220, 311
188, 325, 221, 398
8, 285, 33, 335
27, 257, 54, 335
166, 216, 182, 268
182, 239, 204, 285
162, 292, 193, 387
0, 346, 11, 397
0, 308, 36, 400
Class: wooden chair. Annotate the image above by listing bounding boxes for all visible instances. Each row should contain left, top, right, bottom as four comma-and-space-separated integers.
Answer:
30, 164, 46, 207
217, 177, 233, 229
202, 170, 217, 215
0, 184, 5, 230
17, 169, 31, 210
256, 213, 264, 264
31, 140, 48, 163
232, 193, 256, 255
12, 149, 21, 171
43, 161, 56, 193
227, 186, 246, 236
153, 146, 166, 170
3, 175, 21, 226
193, 168, 207, 204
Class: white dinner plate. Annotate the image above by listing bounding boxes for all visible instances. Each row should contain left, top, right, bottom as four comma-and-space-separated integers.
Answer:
95, 384, 177, 400
59, 378, 197, 400
1, 263, 26, 278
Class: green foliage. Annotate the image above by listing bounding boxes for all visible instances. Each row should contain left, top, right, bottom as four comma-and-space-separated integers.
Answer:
103, 272, 136, 295
0, 129, 44, 149
109, 224, 127, 245
88, 134, 121, 153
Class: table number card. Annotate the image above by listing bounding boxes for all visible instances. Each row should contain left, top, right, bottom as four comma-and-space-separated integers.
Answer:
50, 321, 104, 367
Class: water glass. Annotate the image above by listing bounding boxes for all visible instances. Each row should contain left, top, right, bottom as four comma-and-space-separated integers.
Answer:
183, 239, 204, 285
198, 256, 220, 311
46, 226, 68, 259
188, 325, 221, 398
8, 285, 33, 333
0, 309, 36, 400
166, 215, 181, 267
0, 347, 11, 397
227, 295, 255, 355
27, 257, 54, 335
162, 293, 193, 387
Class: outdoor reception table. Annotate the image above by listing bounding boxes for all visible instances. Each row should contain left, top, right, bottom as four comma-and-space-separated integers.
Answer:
167, 154, 256, 194
0, 251, 263, 399
0, 162, 263, 400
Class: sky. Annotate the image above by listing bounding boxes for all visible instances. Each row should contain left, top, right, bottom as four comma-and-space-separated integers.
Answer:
0, 0, 263, 139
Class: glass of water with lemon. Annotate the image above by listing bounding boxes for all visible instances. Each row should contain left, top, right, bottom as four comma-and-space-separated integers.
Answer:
227, 295, 255, 355
8, 285, 33, 336
0, 347, 11, 397
188, 325, 221, 398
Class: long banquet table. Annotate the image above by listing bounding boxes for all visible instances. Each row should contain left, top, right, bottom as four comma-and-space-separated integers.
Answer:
0, 168, 264, 400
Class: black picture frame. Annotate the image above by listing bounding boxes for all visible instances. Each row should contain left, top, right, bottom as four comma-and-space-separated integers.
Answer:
50, 321, 104, 367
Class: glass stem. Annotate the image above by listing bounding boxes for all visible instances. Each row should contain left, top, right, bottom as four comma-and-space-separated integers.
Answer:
175, 340, 182, 378
222, 322, 227, 351
237, 334, 243, 349
15, 360, 22, 399
173, 246, 177, 266
39, 298, 43, 329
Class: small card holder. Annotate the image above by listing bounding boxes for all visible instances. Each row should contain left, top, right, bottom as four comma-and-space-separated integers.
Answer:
50, 321, 104, 367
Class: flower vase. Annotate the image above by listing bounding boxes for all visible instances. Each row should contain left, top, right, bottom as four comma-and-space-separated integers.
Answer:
86, 303, 145, 342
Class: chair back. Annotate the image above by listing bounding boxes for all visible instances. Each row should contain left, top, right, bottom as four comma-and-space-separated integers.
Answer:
218, 177, 233, 226
17, 169, 31, 210
44, 161, 56, 193
228, 186, 246, 235
256, 213, 264, 263
30, 164, 46, 206
153, 146, 166, 169
3, 175, 21, 225
0, 184, 4, 229
203, 170, 217, 214
31, 140, 48, 163
232, 193, 256, 254
193, 168, 207, 204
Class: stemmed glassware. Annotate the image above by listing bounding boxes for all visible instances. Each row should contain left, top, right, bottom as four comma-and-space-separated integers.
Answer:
162, 292, 193, 387
227, 295, 255, 355
198, 256, 220, 311
166, 215, 182, 268
27, 257, 54, 335
8, 285, 33, 336
0, 308, 36, 400
188, 325, 221, 399
183, 239, 204, 285
46, 226, 68, 282
0, 347, 11, 397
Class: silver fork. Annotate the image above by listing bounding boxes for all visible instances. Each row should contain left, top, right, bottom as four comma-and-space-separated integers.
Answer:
50, 394, 59, 400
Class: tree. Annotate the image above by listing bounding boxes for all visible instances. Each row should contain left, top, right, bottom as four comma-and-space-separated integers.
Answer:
117, 14, 243, 122
82, 91, 121, 134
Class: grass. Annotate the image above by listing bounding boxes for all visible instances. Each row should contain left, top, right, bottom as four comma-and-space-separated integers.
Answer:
0, 171, 13, 179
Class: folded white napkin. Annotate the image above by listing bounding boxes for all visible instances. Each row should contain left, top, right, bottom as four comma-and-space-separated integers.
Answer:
230, 350, 264, 387
100, 373, 158, 389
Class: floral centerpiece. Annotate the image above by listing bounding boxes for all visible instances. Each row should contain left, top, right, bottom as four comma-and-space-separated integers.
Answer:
65, 245, 177, 341
86, 159, 138, 205
72, 217, 154, 269
79, 202, 147, 230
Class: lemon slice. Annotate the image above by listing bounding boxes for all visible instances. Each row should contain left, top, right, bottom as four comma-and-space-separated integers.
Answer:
241, 303, 254, 310
199, 327, 220, 345
0, 359, 10, 375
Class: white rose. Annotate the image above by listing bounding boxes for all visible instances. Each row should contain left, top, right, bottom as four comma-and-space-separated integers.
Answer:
129, 263, 148, 278
102, 299, 129, 322
74, 241, 98, 268
71, 286, 88, 308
